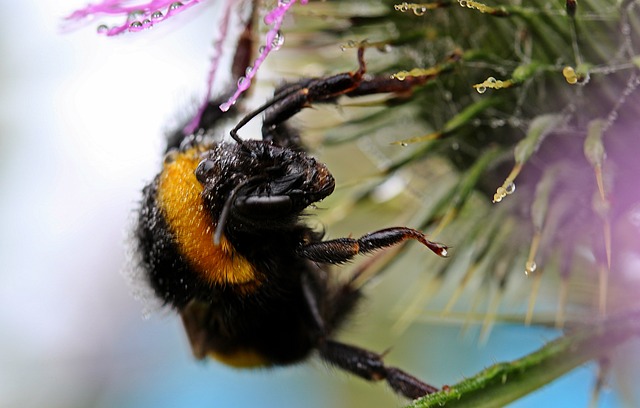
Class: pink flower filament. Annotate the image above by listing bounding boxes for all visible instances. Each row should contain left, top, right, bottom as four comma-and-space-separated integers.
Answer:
219, 0, 308, 112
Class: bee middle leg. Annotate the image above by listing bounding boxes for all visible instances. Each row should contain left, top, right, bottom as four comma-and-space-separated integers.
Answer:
297, 227, 448, 264
232, 46, 434, 147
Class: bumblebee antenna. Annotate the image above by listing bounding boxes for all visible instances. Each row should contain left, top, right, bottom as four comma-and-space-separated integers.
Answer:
229, 84, 305, 144
213, 176, 264, 245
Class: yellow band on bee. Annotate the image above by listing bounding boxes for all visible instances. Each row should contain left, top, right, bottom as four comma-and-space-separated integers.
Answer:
157, 148, 259, 288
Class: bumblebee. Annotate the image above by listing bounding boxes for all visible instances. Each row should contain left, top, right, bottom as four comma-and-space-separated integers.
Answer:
135, 48, 447, 399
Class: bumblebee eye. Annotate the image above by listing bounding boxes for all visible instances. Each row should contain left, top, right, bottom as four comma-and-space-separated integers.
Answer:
195, 159, 215, 184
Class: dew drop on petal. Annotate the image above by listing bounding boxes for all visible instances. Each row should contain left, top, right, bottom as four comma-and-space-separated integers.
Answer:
97, 24, 109, 33
169, 2, 184, 11
271, 30, 285, 50
476, 86, 487, 94
151, 11, 164, 20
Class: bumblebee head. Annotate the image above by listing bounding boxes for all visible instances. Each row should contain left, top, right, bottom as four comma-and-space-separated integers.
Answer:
195, 140, 335, 229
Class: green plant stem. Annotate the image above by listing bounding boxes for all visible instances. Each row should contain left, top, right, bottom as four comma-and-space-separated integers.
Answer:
406, 308, 640, 408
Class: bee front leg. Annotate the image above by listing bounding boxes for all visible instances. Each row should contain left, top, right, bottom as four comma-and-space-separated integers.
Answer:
229, 47, 368, 146
297, 227, 448, 264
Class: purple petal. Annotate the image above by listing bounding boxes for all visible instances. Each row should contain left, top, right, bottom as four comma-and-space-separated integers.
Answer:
63, 0, 202, 36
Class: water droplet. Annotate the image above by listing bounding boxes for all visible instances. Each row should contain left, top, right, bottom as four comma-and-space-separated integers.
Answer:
271, 30, 285, 50
400, 142, 408, 147
142, 19, 151, 26
163, 150, 179, 164
487, 76, 497, 84
130, 21, 143, 29
220, 100, 235, 112
476, 86, 486, 94
459, 0, 468, 7
258, 45, 267, 54
439, 248, 448, 257
97, 24, 109, 34
525, 260, 537, 274
395, 2, 409, 12
413, 6, 427, 16
237, 76, 246, 87
562, 66, 578, 84
394, 72, 407, 81
151, 11, 164, 20
245, 66, 253, 76
169, 2, 183, 11
505, 182, 516, 194
377, 44, 391, 53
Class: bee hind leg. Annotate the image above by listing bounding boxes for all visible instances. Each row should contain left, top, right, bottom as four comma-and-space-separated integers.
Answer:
318, 339, 438, 400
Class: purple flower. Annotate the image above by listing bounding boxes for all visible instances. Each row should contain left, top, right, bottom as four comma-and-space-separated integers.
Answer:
63, 0, 202, 36
64, 0, 308, 123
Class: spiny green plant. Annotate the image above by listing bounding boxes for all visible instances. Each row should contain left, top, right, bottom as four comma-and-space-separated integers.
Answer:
268, 0, 640, 406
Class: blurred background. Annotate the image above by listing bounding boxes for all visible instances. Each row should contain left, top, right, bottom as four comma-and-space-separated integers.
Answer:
0, 1, 632, 407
